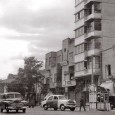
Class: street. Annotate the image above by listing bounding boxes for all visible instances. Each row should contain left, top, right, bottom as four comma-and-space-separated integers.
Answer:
1, 106, 115, 115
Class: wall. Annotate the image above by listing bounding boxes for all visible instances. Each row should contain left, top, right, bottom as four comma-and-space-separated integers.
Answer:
45, 52, 56, 70
101, 2, 115, 50
102, 48, 115, 80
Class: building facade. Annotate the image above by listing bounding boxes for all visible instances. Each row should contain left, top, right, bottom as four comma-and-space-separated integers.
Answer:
44, 0, 115, 103
44, 38, 76, 98
45, 51, 64, 94
61, 38, 76, 99
74, 0, 115, 103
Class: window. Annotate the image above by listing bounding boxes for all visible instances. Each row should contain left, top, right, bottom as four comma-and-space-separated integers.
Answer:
95, 56, 100, 69
49, 57, 56, 66
86, 20, 101, 33
15, 94, 21, 98
54, 96, 58, 100
84, 61, 87, 69
49, 57, 51, 66
80, 10, 84, 19
7, 94, 14, 98
95, 20, 101, 31
58, 96, 66, 100
75, 44, 84, 55
75, 13, 79, 22
75, 62, 84, 72
107, 65, 111, 76
57, 55, 62, 63
69, 52, 73, 59
87, 58, 92, 69
75, 26, 84, 38
48, 96, 53, 100
85, 5, 92, 16
54, 73, 57, 83
87, 39, 95, 50
75, 29, 78, 37
75, 10, 84, 22
94, 2, 101, 13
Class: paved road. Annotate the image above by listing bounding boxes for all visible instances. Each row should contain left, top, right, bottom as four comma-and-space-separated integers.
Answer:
1, 106, 115, 115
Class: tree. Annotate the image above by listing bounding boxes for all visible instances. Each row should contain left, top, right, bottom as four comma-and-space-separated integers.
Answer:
8, 56, 44, 102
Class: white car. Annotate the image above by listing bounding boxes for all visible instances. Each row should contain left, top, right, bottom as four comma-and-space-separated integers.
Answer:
41, 95, 76, 111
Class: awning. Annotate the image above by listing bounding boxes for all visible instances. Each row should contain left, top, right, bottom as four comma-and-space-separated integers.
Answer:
100, 80, 115, 96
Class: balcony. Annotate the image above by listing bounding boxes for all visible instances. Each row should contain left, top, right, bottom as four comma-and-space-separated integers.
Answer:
84, 0, 101, 5
74, 68, 100, 78
84, 68, 100, 75
84, 13, 101, 22
85, 30, 102, 39
85, 49, 100, 57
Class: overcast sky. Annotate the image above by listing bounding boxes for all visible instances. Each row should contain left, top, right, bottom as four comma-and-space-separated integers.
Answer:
0, 0, 75, 79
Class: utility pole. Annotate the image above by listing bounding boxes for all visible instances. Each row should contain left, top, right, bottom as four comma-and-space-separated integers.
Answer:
91, 56, 94, 85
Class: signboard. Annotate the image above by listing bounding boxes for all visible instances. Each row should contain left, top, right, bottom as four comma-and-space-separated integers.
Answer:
89, 84, 96, 93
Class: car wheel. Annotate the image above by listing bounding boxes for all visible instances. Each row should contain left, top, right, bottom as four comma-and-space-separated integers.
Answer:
54, 108, 57, 111
6, 109, 9, 113
16, 110, 18, 113
44, 104, 48, 110
110, 105, 113, 110
60, 105, 65, 111
1, 108, 3, 113
70, 107, 75, 111
23, 109, 26, 113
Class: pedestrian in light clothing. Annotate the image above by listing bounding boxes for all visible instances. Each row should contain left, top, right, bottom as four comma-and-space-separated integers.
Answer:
79, 97, 86, 111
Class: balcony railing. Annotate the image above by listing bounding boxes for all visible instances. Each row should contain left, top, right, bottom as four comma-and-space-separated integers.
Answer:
85, 30, 102, 39
84, 0, 101, 5
84, 13, 101, 22
85, 49, 100, 58
74, 68, 100, 78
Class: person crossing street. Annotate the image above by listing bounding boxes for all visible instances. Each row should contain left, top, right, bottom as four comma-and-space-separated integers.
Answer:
79, 97, 86, 111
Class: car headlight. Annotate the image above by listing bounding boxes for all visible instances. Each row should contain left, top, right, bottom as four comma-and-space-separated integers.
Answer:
73, 100, 76, 104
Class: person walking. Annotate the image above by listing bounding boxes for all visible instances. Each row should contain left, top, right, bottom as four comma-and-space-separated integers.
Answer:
79, 96, 86, 111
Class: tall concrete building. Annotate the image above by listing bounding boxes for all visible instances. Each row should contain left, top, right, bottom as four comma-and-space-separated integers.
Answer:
61, 38, 76, 99
44, 38, 76, 98
45, 51, 64, 94
74, 0, 115, 103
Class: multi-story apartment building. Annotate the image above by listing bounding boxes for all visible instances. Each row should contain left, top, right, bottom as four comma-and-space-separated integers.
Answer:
61, 38, 76, 99
74, 0, 115, 103
44, 38, 76, 98
45, 51, 64, 94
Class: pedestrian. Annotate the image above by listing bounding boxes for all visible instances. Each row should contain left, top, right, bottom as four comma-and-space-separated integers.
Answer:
79, 96, 86, 111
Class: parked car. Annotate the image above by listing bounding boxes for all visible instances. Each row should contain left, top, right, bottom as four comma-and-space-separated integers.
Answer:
109, 96, 115, 109
0, 92, 27, 113
41, 95, 76, 111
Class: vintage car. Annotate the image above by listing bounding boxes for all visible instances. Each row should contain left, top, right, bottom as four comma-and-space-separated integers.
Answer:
0, 92, 27, 113
41, 95, 76, 111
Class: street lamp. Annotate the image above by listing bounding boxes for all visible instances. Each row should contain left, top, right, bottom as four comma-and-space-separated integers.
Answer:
88, 56, 97, 110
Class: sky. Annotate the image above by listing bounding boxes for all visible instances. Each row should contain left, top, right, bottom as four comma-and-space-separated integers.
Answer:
0, 0, 75, 79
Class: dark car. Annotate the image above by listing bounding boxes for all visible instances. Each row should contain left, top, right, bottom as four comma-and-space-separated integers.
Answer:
0, 92, 27, 113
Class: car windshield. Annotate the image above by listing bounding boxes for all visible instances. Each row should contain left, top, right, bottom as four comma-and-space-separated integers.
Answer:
7, 94, 14, 98
58, 96, 66, 100
15, 94, 21, 98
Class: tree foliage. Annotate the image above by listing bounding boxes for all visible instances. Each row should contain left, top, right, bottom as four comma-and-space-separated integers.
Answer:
8, 56, 44, 98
